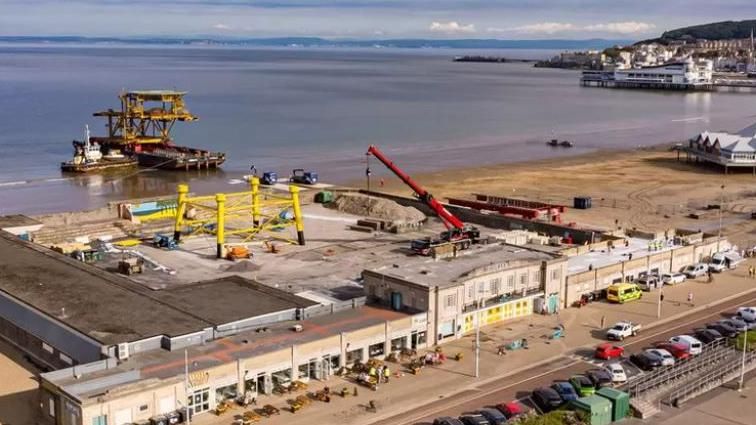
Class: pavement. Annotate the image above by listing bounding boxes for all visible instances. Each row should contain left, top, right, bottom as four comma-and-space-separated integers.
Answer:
189, 260, 756, 425
0, 339, 40, 425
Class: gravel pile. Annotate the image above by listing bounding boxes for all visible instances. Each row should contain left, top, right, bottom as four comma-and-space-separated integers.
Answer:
331, 193, 426, 224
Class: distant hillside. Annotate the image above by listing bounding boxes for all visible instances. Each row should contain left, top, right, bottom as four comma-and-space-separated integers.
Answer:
0, 35, 630, 50
640, 19, 756, 44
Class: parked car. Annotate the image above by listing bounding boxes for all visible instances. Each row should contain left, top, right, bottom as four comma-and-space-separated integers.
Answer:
604, 363, 627, 383
630, 352, 663, 371
693, 328, 724, 344
477, 408, 506, 425
606, 321, 642, 341
459, 414, 490, 425
653, 342, 691, 360
595, 343, 624, 360
683, 263, 708, 278
569, 375, 596, 396
636, 274, 661, 291
495, 401, 529, 420
706, 321, 740, 338
586, 369, 613, 388
737, 306, 756, 322
551, 381, 579, 403
434, 418, 465, 425
531, 388, 563, 413
725, 317, 756, 331
661, 272, 686, 285
669, 335, 703, 355
645, 348, 675, 366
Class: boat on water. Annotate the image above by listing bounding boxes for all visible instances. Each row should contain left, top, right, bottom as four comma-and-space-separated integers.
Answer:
60, 126, 138, 173
546, 139, 574, 148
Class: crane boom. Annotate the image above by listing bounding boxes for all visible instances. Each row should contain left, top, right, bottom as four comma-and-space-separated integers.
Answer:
366, 145, 466, 230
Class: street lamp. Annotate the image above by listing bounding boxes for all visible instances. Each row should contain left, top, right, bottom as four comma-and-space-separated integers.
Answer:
739, 324, 748, 392
717, 184, 725, 252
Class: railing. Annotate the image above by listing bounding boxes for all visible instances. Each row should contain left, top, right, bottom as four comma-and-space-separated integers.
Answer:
625, 338, 733, 397
666, 348, 756, 406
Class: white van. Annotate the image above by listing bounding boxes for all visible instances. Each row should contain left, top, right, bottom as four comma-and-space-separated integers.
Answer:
709, 251, 744, 272
669, 335, 703, 355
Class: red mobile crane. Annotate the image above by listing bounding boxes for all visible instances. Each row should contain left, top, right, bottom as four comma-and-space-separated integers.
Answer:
366, 145, 480, 255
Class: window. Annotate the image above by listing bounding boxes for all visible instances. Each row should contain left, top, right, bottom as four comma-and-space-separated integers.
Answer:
507, 275, 515, 288
187, 388, 210, 415
519, 273, 527, 285
533, 270, 542, 283
346, 348, 363, 364
48, 397, 55, 417
368, 342, 385, 357
551, 269, 560, 280
478, 281, 484, 294
59, 353, 72, 365
92, 415, 107, 425
445, 294, 457, 308
42, 342, 54, 354
139, 404, 148, 412
467, 285, 474, 299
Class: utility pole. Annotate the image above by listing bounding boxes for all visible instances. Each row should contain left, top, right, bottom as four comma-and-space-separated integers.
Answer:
475, 294, 485, 378
739, 325, 748, 392
717, 184, 725, 252
657, 288, 662, 319
185, 349, 191, 425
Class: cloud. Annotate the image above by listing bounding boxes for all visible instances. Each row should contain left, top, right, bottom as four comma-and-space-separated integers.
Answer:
493, 20, 655, 35
429, 21, 476, 34
584, 21, 655, 34
212, 23, 232, 30
510, 22, 576, 34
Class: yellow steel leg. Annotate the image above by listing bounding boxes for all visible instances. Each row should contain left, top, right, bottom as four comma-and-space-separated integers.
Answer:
216, 193, 226, 258
289, 186, 305, 245
251, 176, 261, 226
174, 184, 189, 242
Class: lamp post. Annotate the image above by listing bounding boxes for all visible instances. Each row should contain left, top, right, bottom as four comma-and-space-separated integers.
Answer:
717, 184, 725, 252
739, 324, 748, 392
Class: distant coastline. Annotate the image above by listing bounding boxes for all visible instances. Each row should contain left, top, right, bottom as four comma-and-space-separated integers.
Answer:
0, 35, 631, 50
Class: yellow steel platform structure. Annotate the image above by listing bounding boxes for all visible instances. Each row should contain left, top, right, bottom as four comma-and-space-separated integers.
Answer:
173, 177, 305, 258
92, 90, 197, 145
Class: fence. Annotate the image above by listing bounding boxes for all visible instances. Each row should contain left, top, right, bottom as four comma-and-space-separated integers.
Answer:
667, 347, 756, 406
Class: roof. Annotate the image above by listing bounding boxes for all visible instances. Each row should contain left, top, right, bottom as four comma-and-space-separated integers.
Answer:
0, 214, 42, 228
697, 129, 756, 153
124, 90, 187, 97
0, 232, 315, 345
366, 243, 555, 288
45, 305, 413, 402
567, 237, 680, 274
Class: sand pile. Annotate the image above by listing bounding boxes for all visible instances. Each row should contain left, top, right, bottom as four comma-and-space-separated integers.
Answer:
224, 260, 261, 272
330, 193, 426, 224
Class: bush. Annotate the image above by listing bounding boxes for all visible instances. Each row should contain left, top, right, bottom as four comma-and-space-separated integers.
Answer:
734, 332, 756, 352
514, 410, 588, 425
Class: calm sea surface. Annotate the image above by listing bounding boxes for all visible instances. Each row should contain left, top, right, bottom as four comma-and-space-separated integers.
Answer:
1, 45, 755, 214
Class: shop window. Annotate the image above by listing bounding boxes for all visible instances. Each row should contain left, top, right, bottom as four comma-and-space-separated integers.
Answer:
271, 369, 292, 387
92, 415, 107, 425
298, 363, 309, 379
391, 336, 406, 351
368, 342, 385, 357
187, 388, 210, 415
346, 348, 363, 364
215, 383, 238, 403
416, 331, 427, 346
330, 355, 341, 370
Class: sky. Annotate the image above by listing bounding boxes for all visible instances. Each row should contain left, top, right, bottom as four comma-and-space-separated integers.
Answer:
1, 0, 754, 39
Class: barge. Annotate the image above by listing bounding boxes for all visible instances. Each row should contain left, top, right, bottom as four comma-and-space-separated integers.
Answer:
131, 143, 225, 170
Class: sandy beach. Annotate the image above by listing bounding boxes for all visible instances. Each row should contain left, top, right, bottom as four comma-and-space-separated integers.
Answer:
356, 145, 756, 248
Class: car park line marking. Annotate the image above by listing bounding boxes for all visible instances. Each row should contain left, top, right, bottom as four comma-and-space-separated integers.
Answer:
392, 359, 581, 425
622, 294, 756, 348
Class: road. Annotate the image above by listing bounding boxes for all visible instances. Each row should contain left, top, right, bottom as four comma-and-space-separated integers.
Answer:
370, 291, 756, 425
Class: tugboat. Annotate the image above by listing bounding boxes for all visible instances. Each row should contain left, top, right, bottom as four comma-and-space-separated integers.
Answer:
547, 139, 559, 147
60, 126, 137, 173
560, 140, 574, 148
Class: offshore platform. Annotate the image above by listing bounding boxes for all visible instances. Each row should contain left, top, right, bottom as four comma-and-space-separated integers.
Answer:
61, 90, 225, 172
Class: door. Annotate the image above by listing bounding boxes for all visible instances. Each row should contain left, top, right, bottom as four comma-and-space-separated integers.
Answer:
187, 388, 211, 415
158, 395, 175, 414
411, 331, 418, 349
114, 409, 132, 425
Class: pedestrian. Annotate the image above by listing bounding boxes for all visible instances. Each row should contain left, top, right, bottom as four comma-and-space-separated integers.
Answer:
687, 291, 694, 306
379, 178, 385, 187
383, 366, 391, 383
375, 365, 383, 383
600, 315, 606, 329
660, 290, 665, 303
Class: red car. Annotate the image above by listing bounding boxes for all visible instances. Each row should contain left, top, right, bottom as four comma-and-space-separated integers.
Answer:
653, 342, 691, 360
595, 343, 624, 360
495, 401, 529, 419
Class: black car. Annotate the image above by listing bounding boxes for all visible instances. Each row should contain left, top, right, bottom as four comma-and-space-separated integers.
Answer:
630, 352, 663, 371
532, 387, 563, 413
693, 328, 724, 344
706, 322, 739, 338
434, 418, 465, 425
477, 408, 507, 425
586, 369, 613, 388
459, 414, 491, 425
